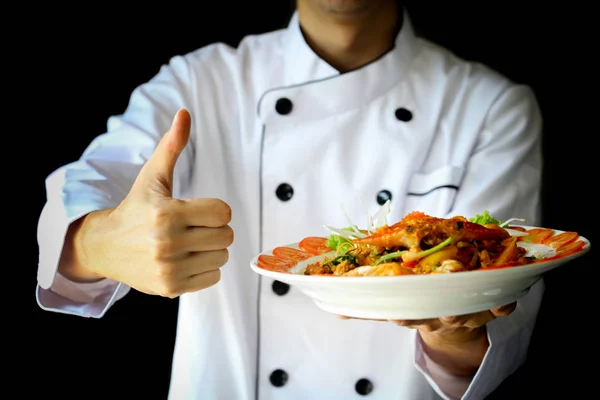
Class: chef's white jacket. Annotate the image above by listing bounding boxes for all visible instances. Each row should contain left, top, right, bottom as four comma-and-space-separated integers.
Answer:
36, 10, 545, 400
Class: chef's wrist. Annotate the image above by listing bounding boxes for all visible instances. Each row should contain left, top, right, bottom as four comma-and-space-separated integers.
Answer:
419, 327, 489, 377
59, 213, 107, 283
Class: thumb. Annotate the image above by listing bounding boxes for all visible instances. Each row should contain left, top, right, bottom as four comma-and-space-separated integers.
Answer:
137, 109, 192, 195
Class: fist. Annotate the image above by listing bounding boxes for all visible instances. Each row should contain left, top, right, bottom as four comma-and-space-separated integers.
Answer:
85, 109, 234, 297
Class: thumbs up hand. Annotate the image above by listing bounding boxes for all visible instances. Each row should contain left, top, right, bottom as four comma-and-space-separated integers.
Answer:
66, 109, 234, 297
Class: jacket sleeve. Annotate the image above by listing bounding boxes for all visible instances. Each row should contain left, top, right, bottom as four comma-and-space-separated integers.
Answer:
35, 52, 202, 318
412, 83, 545, 399
414, 280, 544, 400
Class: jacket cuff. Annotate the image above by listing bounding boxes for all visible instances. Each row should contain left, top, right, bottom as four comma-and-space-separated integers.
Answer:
36, 167, 131, 318
36, 273, 129, 318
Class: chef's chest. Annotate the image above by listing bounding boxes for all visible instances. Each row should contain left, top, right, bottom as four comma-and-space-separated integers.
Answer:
190, 77, 478, 249
248, 87, 471, 247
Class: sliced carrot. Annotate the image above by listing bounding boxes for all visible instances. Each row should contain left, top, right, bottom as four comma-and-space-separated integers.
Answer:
272, 247, 314, 262
257, 254, 296, 273
298, 237, 331, 255
520, 228, 554, 244
555, 240, 586, 257
542, 231, 579, 249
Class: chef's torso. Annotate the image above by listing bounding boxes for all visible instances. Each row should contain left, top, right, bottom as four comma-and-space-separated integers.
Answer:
164, 12, 526, 400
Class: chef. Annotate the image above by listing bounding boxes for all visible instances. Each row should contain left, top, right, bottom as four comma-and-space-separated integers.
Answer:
36, 1, 544, 399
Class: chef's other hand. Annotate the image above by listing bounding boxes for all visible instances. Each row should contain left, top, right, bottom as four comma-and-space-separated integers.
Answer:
59, 109, 234, 298
390, 302, 516, 338
338, 303, 516, 377
337, 302, 516, 340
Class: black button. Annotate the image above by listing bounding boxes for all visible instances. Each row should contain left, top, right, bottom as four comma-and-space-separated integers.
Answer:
395, 107, 413, 122
275, 98, 293, 115
355, 378, 373, 395
272, 280, 290, 296
376, 189, 392, 205
276, 183, 294, 201
269, 369, 288, 387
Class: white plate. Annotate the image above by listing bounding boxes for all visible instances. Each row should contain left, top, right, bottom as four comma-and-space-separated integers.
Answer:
250, 227, 591, 319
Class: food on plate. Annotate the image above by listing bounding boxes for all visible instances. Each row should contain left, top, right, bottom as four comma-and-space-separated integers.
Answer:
255, 205, 585, 276
305, 210, 530, 276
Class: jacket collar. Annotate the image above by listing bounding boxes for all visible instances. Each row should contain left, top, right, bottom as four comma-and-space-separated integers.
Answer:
283, 11, 339, 84
284, 8, 418, 86
257, 9, 420, 123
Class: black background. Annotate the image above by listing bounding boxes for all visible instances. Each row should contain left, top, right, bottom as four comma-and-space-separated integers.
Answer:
25, 2, 595, 399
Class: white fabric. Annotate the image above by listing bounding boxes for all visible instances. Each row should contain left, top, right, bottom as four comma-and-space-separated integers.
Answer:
36, 10, 544, 400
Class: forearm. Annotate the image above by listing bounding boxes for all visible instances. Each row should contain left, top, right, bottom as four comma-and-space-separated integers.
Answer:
419, 327, 489, 378
37, 204, 130, 319
58, 210, 113, 283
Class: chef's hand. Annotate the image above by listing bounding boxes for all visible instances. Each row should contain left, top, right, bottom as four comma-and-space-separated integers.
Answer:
337, 302, 517, 377
386, 301, 516, 332
337, 302, 516, 332
58, 109, 234, 298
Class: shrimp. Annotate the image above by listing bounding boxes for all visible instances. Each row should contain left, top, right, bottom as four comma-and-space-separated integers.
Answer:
352, 211, 509, 251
